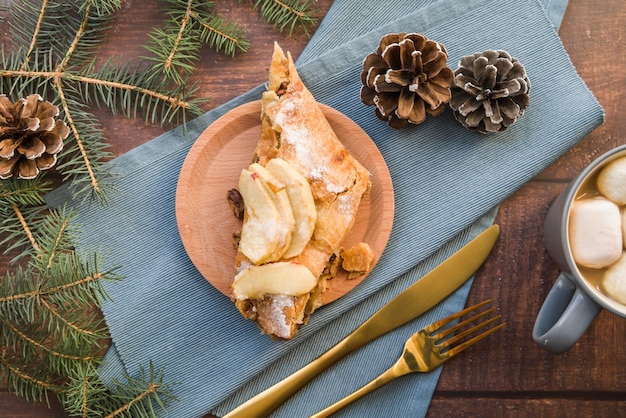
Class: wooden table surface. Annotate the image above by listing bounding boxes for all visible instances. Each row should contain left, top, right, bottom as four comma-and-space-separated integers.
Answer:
2, 0, 625, 417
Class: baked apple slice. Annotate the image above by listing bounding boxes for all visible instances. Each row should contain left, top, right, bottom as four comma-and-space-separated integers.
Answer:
232, 261, 317, 300
248, 162, 295, 259
237, 168, 287, 264
265, 158, 317, 259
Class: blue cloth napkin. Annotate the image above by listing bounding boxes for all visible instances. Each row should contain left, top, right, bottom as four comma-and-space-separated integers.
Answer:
46, 0, 602, 417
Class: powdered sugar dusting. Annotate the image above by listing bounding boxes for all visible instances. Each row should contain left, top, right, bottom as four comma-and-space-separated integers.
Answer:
268, 294, 292, 338
325, 180, 346, 194
273, 97, 345, 194
337, 193, 356, 224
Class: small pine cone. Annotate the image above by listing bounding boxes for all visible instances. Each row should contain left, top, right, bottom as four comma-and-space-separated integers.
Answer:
0, 94, 69, 180
450, 50, 530, 133
360, 33, 454, 129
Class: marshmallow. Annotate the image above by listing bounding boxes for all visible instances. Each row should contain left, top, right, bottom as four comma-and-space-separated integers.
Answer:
597, 156, 626, 205
569, 197, 622, 269
601, 252, 626, 305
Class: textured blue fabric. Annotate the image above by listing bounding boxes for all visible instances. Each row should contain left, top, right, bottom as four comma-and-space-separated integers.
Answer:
46, 0, 600, 417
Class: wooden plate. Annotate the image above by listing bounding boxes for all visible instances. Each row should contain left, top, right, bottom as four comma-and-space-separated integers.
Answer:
176, 100, 394, 304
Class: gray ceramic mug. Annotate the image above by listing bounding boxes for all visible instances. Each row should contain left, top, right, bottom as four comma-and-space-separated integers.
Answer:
533, 144, 626, 354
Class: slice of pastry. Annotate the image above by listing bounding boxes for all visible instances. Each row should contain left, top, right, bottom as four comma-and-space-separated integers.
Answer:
231, 43, 371, 339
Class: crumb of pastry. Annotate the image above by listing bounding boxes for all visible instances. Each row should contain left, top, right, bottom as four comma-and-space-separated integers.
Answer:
340, 242, 374, 279
254, 294, 308, 340
319, 252, 341, 281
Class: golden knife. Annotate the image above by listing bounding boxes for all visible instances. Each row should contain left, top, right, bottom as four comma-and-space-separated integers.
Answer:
223, 224, 500, 418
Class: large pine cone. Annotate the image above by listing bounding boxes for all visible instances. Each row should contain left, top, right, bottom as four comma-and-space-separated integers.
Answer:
360, 33, 453, 129
450, 50, 530, 133
0, 94, 69, 179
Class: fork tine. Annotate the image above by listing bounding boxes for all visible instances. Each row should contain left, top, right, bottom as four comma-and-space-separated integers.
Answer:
445, 321, 506, 357
424, 299, 505, 358
423, 299, 492, 334
433, 306, 498, 341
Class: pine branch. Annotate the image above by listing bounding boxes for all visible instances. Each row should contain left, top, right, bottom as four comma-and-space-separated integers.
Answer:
54, 85, 117, 205
0, 217, 122, 320
144, 27, 201, 85
0, 201, 173, 413
195, 14, 251, 58
142, 0, 250, 86
4, 202, 43, 253
56, 0, 95, 72
0, 56, 203, 130
11, 0, 119, 71
0, 47, 55, 99
72, 59, 203, 120
0, 50, 206, 202
0, 190, 123, 403
0, 177, 49, 207
0, 249, 121, 403
76, 0, 123, 17
64, 362, 177, 418
0, 348, 66, 404
64, 362, 110, 418
18, 0, 48, 67
0, 265, 110, 403
31, 205, 78, 268
9, 0, 65, 65
246, 0, 318, 35
0, 177, 50, 262
2, 319, 97, 375
143, 0, 213, 85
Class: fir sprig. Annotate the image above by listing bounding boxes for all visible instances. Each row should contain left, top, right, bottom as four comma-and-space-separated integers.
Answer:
0, 172, 123, 408
197, 14, 251, 57
10, 0, 117, 72
143, 0, 251, 85
0, 177, 51, 262
0, 203, 123, 405
247, 0, 318, 35
64, 362, 177, 418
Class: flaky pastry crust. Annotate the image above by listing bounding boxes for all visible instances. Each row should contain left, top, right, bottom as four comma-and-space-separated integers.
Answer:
234, 43, 371, 339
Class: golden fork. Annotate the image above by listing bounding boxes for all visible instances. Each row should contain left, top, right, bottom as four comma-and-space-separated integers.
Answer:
309, 299, 505, 418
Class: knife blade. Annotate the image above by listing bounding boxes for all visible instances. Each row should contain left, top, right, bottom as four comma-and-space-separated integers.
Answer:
223, 224, 500, 418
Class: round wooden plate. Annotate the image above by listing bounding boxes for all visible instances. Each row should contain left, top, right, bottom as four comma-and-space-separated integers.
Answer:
176, 100, 394, 304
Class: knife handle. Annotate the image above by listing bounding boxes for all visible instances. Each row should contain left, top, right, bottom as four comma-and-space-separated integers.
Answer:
223, 327, 370, 418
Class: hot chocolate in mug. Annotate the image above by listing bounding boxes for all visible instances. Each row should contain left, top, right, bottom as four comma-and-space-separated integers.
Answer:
534, 144, 626, 353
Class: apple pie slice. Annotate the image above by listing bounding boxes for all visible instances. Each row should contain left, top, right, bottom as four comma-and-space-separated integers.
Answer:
230, 43, 371, 339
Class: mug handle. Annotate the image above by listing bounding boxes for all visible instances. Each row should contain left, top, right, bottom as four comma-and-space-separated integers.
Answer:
532, 272, 602, 353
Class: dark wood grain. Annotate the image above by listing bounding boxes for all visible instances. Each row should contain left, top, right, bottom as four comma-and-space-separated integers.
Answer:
2, 0, 625, 417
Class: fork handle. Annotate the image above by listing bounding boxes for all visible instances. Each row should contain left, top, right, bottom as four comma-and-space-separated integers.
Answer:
309, 361, 407, 418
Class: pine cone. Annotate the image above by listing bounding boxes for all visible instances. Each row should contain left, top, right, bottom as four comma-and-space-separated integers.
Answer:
360, 33, 453, 129
0, 94, 69, 180
450, 50, 530, 133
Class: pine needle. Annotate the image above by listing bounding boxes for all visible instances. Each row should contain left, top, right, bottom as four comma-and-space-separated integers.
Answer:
142, 0, 250, 87
64, 362, 177, 418
246, 0, 318, 36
